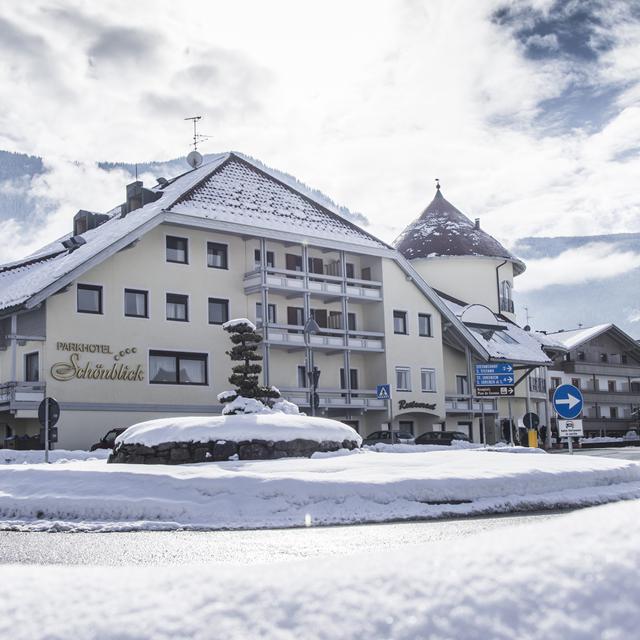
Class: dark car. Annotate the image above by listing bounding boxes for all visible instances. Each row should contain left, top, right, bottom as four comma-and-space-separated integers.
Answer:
414, 431, 470, 446
363, 430, 415, 445
90, 428, 127, 451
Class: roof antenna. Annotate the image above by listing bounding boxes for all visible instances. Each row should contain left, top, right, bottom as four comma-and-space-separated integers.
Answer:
184, 115, 204, 169
435, 178, 441, 191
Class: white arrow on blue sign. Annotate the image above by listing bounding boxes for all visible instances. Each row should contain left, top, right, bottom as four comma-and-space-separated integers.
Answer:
376, 384, 391, 400
552, 384, 583, 420
475, 374, 515, 385
475, 363, 514, 374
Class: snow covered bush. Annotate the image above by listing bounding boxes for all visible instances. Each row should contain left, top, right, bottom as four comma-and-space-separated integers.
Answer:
218, 318, 282, 415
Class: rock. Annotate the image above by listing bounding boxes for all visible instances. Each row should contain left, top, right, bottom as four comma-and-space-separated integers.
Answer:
169, 447, 191, 462
212, 440, 237, 461
238, 442, 272, 460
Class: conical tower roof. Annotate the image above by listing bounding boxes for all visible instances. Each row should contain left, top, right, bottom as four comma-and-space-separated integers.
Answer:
393, 185, 525, 275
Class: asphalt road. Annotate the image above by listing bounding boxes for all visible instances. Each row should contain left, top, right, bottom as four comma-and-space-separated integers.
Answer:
553, 446, 640, 461
0, 512, 561, 566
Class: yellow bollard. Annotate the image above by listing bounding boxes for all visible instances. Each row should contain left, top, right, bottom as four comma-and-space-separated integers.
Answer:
528, 429, 538, 448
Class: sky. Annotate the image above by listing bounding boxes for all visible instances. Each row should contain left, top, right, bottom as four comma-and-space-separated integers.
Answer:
1, 0, 640, 319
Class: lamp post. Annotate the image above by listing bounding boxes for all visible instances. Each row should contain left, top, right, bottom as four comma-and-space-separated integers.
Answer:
304, 316, 321, 416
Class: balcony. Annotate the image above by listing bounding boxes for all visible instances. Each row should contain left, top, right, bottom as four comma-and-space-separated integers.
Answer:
279, 387, 387, 411
499, 297, 514, 313
445, 395, 498, 414
244, 268, 383, 302
0, 382, 46, 409
263, 325, 384, 352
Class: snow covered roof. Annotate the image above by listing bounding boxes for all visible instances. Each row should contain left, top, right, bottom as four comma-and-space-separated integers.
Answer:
393, 186, 526, 275
0, 153, 389, 315
438, 295, 551, 365
546, 323, 640, 361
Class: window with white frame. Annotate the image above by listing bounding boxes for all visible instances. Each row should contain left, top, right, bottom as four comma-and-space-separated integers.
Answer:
256, 302, 276, 325
418, 313, 432, 337
396, 367, 411, 391
149, 350, 207, 385
456, 375, 469, 395
393, 310, 408, 334
24, 352, 39, 382
420, 368, 436, 392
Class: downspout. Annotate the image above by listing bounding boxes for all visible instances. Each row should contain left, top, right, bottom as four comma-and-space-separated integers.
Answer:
495, 259, 507, 314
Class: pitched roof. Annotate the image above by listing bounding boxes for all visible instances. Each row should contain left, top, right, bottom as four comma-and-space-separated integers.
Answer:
393, 187, 526, 275
0, 153, 391, 315
546, 323, 640, 360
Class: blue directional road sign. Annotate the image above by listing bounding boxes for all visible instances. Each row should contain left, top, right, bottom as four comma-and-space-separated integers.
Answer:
552, 384, 583, 420
474, 363, 515, 387
376, 384, 391, 400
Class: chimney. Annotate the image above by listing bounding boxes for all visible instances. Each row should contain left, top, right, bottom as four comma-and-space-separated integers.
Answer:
73, 210, 110, 236
474, 218, 480, 230
121, 180, 162, 217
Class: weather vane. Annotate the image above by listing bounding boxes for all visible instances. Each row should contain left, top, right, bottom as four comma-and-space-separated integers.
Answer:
435, 178, 441, 191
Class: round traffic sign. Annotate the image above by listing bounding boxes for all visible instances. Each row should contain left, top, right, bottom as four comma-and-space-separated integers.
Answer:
523, 412, 540, 429
38, 397, 61, 428
552, 384, 583, 420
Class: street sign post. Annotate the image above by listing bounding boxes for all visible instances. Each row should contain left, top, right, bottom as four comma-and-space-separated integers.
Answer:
552, 384, 584, 454
474, 363, 515, 397
376, 384, 393, 443
38, 397, 60, 464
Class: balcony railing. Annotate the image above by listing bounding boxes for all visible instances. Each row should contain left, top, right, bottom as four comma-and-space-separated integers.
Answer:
445, 395, 498, 413
499, 297, 514, 313
0, 381, 46, 407
244, 268, 383, 302
279, 387, 387, 411
263, 325, 385, 351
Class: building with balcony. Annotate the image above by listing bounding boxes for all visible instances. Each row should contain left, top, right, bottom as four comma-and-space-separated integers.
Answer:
543, 324, 640, 437
0, 152, 492, 449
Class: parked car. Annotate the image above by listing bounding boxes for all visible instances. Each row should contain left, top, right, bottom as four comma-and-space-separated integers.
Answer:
414, 431, 470, 446
362, 430, 415, 445
624, 430, 639, 441
90, 428, 127, 451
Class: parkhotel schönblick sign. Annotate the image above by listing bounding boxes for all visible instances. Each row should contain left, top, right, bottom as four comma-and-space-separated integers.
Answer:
51, 342, 145, 382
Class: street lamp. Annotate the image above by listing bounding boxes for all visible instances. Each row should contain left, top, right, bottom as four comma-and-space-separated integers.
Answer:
304, 316, 321, 416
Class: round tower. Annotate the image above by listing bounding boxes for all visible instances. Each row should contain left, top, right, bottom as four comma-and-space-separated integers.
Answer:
394, 183, 525, 320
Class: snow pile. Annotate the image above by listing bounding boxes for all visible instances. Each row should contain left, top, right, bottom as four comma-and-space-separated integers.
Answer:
222, 317, 256, 331
2, 500, 640, 639
0, 449, 639, 531
365, 441, 546, 454
581, 436, 624, 444
0, 449, 110, 465
115, 414, 361, 447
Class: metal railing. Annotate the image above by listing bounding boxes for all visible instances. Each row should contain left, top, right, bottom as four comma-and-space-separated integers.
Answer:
0, 381, 46, 406
279, 387, 387, 410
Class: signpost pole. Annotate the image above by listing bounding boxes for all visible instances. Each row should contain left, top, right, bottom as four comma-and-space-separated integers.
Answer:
508, 398, 514, 446
44, 399, 50, 464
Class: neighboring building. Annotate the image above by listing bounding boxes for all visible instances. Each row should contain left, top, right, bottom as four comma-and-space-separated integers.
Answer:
394, 183, 555, 443
0, 152, 494, 449
543, 324, 640, 437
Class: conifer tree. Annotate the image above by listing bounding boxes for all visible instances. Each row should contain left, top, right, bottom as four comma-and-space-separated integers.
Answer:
220, 319, 281, 413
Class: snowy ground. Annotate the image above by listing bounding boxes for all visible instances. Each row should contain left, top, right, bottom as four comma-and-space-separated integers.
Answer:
1, 499, 640, 639
0, 449, 110, 465
0, 448, 639, 531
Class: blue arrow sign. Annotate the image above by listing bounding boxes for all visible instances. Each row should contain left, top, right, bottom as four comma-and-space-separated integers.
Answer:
475, 363, 514, 375
476, 374, 515, 385
552, 384, 583, 420
376, 384, 391, 400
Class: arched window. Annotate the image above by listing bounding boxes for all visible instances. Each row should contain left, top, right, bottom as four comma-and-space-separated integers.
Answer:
500, 280, 513, 313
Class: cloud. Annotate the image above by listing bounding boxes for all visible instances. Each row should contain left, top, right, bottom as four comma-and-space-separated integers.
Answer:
516, 242, 640, 292
88, 26, 160, 64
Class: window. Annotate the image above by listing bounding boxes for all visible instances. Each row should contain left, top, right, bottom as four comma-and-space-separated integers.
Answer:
348, 312, 356, 331
287, 306, 304, 328
25, 352, 39, 382
286, 253, 303, 271
393, 310, 407, 334
577, 351, 585, 361
609, 406, 618, 418
396, 367, 411, 391
608, 380, 616, 392
456, 375, 469, 395
256, 302, 276, 325
166, 293, 188, 322
297, 365, 307, 388
77, 284, 102, 314
361, 267, 372, 281
207, 242, 228, 269
493, 331, 518, 344
254, 249, 275, 268
340, 368, 359, 390
310, 308, 328, 328
398, 420, 414, 435
345, 263, 355, 279
418, 314, 432, 337
550, 377, 561, 389
149, 350, 207, 385
600, 353, 608, 362
166, 236, 188, 263
124, 289, 148, 318
571, 378, 581, 389
208, 298, 229, 325
308, 257, 324, 274
622, 354, 628, 365
421, 368, 436, 392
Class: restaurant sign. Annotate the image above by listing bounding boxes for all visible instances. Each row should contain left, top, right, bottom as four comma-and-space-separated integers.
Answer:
51, 343, 144, 382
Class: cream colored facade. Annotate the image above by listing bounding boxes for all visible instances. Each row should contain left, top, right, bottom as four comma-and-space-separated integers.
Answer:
0, 220, 469, 449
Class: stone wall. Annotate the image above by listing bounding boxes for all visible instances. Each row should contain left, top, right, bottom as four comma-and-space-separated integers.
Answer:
109, 437, 359, 464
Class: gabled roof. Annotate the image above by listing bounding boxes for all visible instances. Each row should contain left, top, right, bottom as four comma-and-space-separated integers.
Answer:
393, 186, 526, 275
0, 153, 391, 315
546, 324, 640, 360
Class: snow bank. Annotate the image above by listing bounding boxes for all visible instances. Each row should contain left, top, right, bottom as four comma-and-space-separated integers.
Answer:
115, 414, 361, 447
1, 500, 640, 640
0, 449, 110, 465
0, 449, 639, 531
